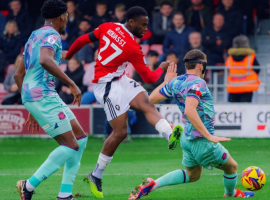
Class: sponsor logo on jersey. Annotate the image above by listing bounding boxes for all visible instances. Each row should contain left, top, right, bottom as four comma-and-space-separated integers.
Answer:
115, 27, 125, 38
107, 29, 126, 47
191, 83, 201, 91
47, 35, 57, 44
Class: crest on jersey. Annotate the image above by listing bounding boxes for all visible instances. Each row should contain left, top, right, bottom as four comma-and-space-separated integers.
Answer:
191, 83, 201, 91
47, 35, 57, 44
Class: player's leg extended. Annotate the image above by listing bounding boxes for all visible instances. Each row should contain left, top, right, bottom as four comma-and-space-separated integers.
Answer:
57, 118, 88, 200
88, 112, 128, 198
17, 131, 79, 200
216, 155, 254, 198
130, 91, 183, 149
129, 165, 202, 199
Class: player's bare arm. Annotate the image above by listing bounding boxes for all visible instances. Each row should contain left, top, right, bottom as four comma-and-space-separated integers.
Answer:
149, 62, 177, 104
39, 48, 82, 106
14, 57, 26, 93
14, 57, 40, 133
185, 97, 231, 143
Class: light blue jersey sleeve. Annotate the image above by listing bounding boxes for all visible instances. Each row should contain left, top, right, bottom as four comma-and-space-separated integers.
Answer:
159, 79, 174, 98
40, 34, 61, 52
186, 80, 207, 102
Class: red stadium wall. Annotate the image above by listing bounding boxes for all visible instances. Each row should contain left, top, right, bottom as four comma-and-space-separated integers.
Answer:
0, 106, 90, 136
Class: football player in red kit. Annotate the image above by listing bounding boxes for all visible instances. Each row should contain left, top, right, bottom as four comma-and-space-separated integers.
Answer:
62, 6, 183, 198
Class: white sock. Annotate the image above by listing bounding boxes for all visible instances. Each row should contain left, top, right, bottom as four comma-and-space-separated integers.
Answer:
92, 153, 113, 179
58, 192, 72, 198
155, 119, 172, 141
151, 180, 160, 192
26, 180, 35, 192
225, 190, 236, 197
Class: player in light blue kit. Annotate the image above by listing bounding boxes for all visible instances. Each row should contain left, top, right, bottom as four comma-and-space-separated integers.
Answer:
14, 1, 87, 200
129, 50, 255, 199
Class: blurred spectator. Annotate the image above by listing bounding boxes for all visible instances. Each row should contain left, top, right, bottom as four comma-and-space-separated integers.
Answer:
81, 51, 98, 105
226, 35, 260, 103
166, 51, 186, 75
111, 3, 126, 24
66, 19, 94, 65
132, 50, 163, 94
163, 12, 194, 57
66, 1, 82, 46
67, 20, 94, 64
34, 15, 45, 30
1, 54, 22, 105
131, 0, 156, 16
0, 12, 6, 33
185, 0, 212, 32
217, 0, 242, 38
177, 0, 214, 13
152, 0, 174, 44
156, 0, 179, 9
56, 58, 87, 104
91, 0, 111, 28
0, 49, 9, 83
6, 0, 32, 43
0, 21, 22, 64
202, 13, 231, 65
179, 31, 204, 71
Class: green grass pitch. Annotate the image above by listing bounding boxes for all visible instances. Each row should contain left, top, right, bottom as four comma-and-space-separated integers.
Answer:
0, 137, 270, 200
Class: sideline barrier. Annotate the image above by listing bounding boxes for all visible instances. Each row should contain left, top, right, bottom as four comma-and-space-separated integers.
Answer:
0, 105, 90, 137
1, 104, 270, 138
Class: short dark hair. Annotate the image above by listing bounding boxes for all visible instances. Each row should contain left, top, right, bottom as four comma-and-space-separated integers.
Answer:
96, 0, 107, 6
41, 0, 67, 19
166, 51, 177, 57
80, 19, 91, 25
160, 0, 173, 7
173, 11, 184, 19
126, 6, 148, 21
183, 49, 206, 70
147, 50, 159, 57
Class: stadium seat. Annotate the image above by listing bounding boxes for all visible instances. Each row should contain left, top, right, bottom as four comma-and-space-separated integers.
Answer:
125, 63, 135, 78
150, 44, 163, 55
140, 44, 150, 56
0, 83, 8, 104
59, 63, 67, 72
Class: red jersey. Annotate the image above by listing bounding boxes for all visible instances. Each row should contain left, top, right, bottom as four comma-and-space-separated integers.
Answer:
66, 22, 163, 84
92, 23, 150, 83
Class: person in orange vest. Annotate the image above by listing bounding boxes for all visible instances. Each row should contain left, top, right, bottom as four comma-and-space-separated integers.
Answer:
225, 35, 260, 102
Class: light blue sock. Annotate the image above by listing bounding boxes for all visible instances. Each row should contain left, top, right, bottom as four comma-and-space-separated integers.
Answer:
27, 145, 78, 191
152, 170, 190, 191
223, 172, 237, 197
58, 136, 88, 198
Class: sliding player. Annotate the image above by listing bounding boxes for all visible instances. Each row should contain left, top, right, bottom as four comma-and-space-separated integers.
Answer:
14, 1, 87, 199
129, 50, 255, 199
63, 6, 183, 198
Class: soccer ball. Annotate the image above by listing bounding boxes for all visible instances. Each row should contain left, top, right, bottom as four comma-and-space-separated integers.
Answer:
241, 166, 266, 191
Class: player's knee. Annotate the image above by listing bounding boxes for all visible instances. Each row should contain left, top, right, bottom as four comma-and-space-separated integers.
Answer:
114, 127, 128, 140
230, 161, 238, 174
187, 171, 201, 182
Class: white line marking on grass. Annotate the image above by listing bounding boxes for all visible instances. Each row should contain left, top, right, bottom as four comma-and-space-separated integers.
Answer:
1, 152, 35, 155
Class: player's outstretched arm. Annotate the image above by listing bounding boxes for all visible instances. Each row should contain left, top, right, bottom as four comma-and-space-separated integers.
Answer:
149, 62, 177, 104
185, 97, 231, 143
40, 48, 82, 106
63, 32, 98, 60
